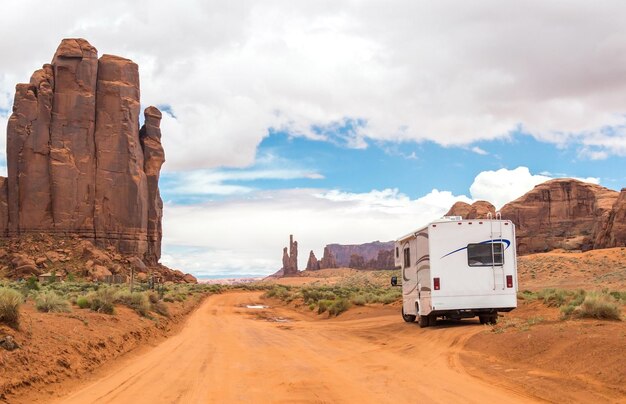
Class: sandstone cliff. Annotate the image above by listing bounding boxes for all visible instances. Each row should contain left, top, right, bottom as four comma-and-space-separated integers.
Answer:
444, 179, 624, 255
3, 39, 178, 275
499, 179, 620, 254
319, 246, 337, 269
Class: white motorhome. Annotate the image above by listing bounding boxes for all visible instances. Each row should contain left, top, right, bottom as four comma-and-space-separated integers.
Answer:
392, 215, 517, 327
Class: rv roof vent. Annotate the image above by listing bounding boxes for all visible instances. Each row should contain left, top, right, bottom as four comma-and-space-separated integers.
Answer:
442, 216, 462, 221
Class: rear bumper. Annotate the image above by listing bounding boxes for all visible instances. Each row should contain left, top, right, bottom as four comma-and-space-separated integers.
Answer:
430, 293, 517, 313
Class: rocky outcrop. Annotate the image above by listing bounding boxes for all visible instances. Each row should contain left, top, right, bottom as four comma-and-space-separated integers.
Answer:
280, 235, 298, 276
0, 234, 195, 283
594, 188, 626, 248
500, 179, 619, 254
445, 201, 495, 219
3, 39, 164, 265
306, 250, 320, 271
319, 246, 337, 269
140, 107, 165, 265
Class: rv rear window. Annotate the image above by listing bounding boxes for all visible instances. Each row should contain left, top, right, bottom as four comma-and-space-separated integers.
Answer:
403, 247, 410, 268
467, 243, 504, 266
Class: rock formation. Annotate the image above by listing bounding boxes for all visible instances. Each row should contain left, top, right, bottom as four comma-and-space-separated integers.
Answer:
499, 179, 619, 254
319, 246, 337, 269
596, 189, 626, 248
3, 39, 165, 266
306, 250, 320, 271
281, 235, 298, 276
445, 201, 495, 219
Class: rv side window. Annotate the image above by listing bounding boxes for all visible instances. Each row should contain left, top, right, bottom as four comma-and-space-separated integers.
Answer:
403, 248, 410, 268
467, 243, 504, 266
395, 247, 399, 258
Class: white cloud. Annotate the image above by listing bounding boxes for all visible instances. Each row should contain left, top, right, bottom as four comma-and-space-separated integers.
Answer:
471, 146, 488, 155
161, 187, 471, 276
163, 165, 324, 197
1, 1, 626, 171
469, 166, 600, 209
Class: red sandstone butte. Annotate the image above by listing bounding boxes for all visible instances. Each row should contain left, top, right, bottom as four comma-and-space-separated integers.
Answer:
4, 39, 165, 265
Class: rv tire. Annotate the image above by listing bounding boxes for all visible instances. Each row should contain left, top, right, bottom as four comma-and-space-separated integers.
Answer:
402, 308, 416, 323
487, 314, 498, 325
418, 315, 430, 328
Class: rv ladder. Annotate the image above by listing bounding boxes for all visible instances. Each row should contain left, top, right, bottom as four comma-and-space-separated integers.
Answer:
488, 212, 505, 290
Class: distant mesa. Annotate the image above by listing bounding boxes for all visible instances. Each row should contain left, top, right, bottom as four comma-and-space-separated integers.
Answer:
2, 38, 194, 282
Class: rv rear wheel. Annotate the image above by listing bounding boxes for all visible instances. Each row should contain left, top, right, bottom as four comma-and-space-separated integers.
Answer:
418, 315, 430, 328
480, 314, 498, 324
402, 308, 416, 323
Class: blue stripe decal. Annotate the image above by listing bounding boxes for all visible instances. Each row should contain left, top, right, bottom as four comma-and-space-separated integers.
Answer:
441, 239, 511, 259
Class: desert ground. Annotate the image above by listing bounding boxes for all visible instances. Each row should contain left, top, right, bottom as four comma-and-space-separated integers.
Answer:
3, 248, 625, 403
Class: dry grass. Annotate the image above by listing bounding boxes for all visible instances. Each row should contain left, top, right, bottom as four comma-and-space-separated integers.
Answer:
0, 287, 22, 329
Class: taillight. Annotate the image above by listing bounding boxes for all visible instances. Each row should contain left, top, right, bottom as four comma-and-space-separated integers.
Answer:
434, 277, 440, 290
506, 275, 513, 288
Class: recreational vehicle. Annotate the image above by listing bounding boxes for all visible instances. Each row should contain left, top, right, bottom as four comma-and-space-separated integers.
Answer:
391, 215, 518, 327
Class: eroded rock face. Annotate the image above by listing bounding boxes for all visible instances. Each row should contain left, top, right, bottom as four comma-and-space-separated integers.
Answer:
2, 38, 165, 264
140, 106, 165, 265
445, 201, 494, 219
500, 179, 620, 254
319, 246, 337, 269
595, 188, 626, 248
306, 250, 320, 271
281, 235, 298, 276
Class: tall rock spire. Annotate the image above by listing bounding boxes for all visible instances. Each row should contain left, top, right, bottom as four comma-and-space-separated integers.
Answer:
3, 38, 166, 263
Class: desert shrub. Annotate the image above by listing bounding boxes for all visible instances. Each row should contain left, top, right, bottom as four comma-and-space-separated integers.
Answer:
115, 290, 151, 317
538, 289, 568, 307
26, 276, 40, 291
35, 291, 71, 313
147, 292, 159, 304
151, 300, 170, 317
517, 290, 538, 301
573, 293, 621, 320
264, 285, 292, 300
351, 295, 367, 306
609, 291, 626, 302
0, 287, 22, 329
328, 298, 351, 316
163, 296, 175, 303
317, 299, 332, 314
89, 288, 116, 314
374, 289, 402, 304
115, 290, 150, 317
76, 296, 90, 309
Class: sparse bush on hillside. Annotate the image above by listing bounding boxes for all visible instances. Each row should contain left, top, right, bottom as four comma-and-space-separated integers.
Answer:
115, 290, 150, 317
89, 288, 116, 314
0, 287, 22, 329
26, 276, 40, 291
572, 293, 621, 320
76, 296, 90, 309
328, 298, 351, 316
151, 300, 170, 317
35, 291, 71, 313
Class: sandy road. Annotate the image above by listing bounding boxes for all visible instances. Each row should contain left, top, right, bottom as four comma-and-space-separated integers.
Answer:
57, 291, 535, 403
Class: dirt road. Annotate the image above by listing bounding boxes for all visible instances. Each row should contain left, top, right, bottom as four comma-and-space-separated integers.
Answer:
56, 291, 535, 403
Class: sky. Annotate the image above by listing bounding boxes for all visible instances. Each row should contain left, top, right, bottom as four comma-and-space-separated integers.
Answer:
1, 1, 625, 277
